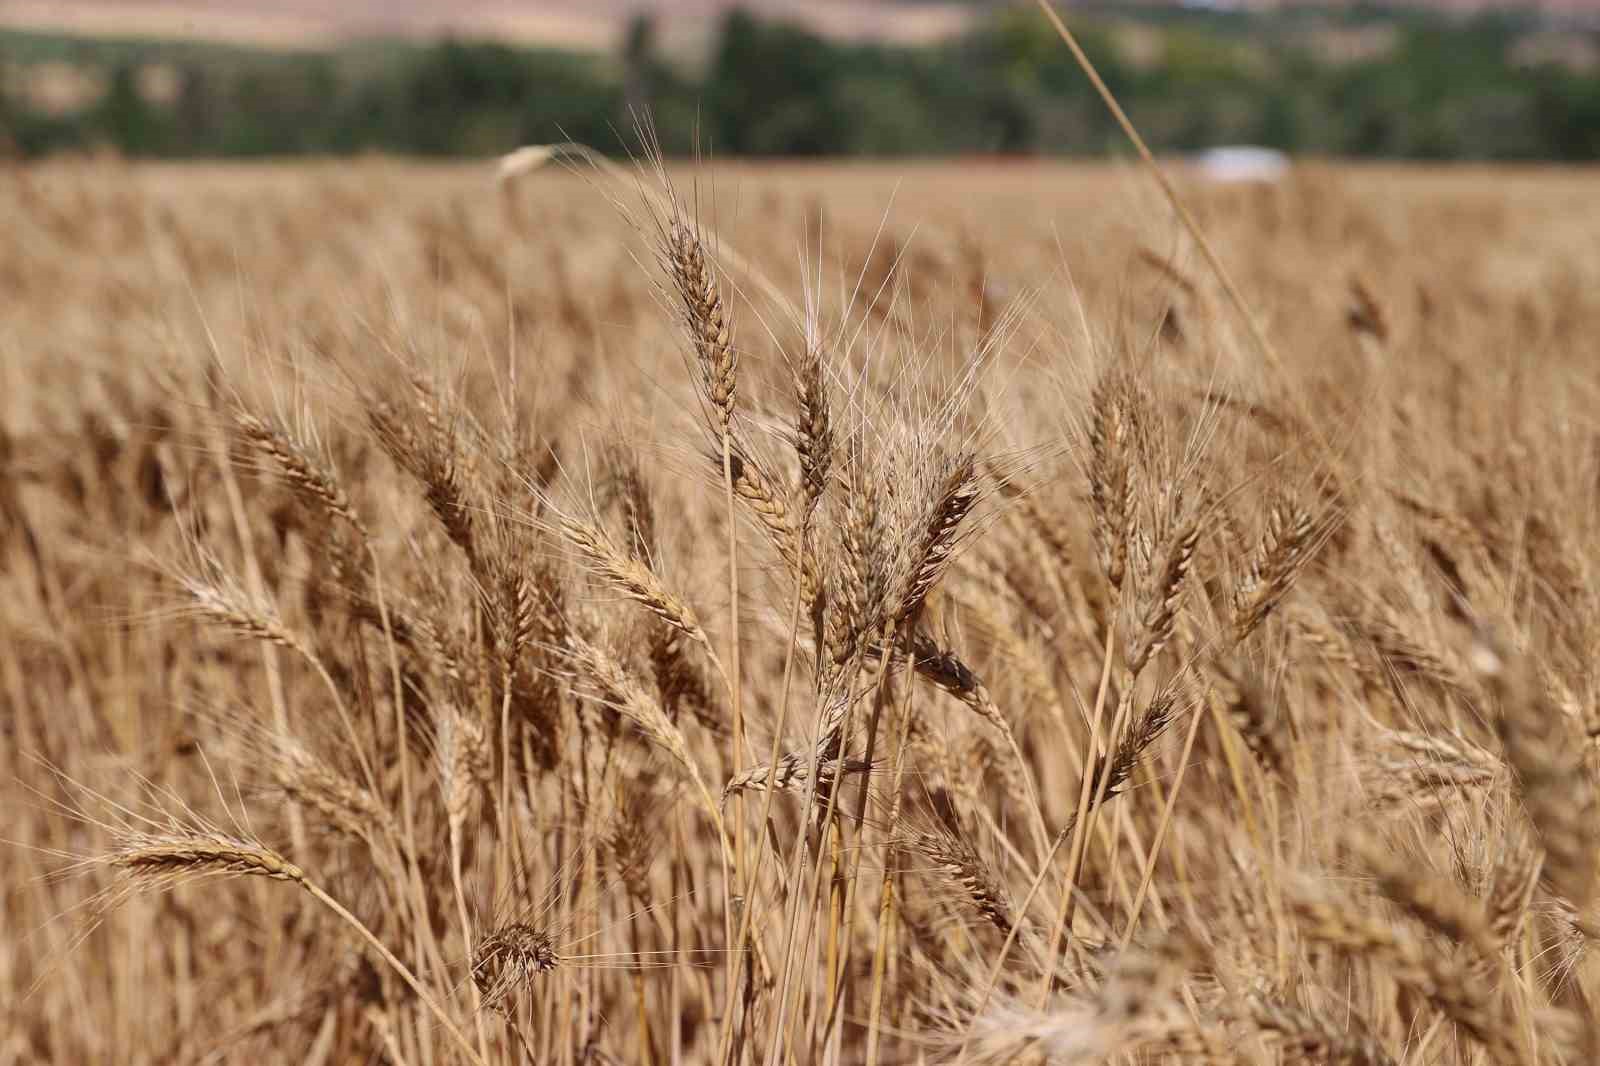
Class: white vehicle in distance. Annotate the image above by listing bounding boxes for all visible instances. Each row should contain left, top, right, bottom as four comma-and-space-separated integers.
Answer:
1194, 145, 1290, 183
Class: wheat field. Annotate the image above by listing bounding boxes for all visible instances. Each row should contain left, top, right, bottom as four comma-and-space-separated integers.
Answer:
4, 157, 1600, 1065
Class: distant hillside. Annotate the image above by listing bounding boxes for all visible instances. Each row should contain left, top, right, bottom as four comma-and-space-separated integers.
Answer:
1119, 0, 1598, 17
2, 0, 1596, 51
0, 1, 976, 50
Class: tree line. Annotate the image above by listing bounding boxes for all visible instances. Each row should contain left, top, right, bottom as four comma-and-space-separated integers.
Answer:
3, 6, 1598, 160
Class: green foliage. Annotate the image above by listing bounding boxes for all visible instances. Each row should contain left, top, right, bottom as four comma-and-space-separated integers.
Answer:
0, 8, 1596, 160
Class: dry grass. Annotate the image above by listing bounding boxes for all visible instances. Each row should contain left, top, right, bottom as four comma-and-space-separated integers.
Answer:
4, 156, 1600, 1065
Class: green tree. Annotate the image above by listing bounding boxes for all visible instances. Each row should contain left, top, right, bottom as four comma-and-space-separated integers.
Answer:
99, 63, 159, 154
706, 11, 851, 155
